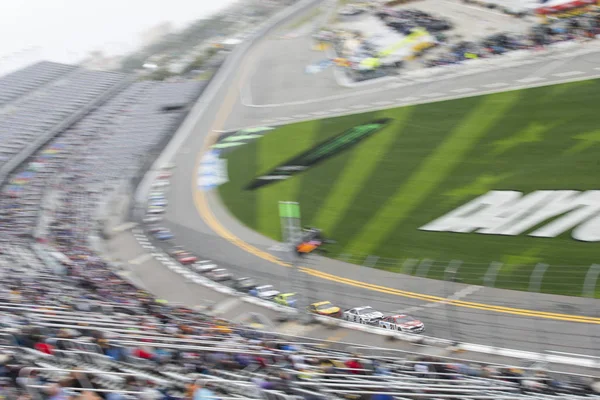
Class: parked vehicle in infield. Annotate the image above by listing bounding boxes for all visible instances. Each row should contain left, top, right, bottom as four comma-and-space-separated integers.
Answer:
205, 268, 232, 282
343, 306, 384, 324
308, 301, 342, 318
233, 277, 257, 292
153, 229, 173, 241
379, 315, 425, 333
249, 285, 280, 300
193, 260, 218, 273
274, 293, 298, 308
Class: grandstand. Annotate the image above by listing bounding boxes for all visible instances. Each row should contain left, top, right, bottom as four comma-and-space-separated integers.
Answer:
0, 60, 599, 400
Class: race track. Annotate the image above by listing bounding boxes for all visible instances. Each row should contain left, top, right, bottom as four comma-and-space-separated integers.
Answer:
122, 2, 600, 368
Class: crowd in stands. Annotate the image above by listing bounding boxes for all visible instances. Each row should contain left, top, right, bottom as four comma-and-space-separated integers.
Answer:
0, 60, 599, 400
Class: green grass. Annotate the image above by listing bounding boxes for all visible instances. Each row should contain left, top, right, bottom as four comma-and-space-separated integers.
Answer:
219, 80, 600, 297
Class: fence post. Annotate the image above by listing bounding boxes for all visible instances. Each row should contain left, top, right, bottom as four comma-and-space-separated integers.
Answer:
363, 255, 379, 269
444, 260, 463, 342
583, 264, 600, 364
529, 263, 549, 355
416, 259, 433, 277
483, 262, 504, 349
401, 258, 418, 275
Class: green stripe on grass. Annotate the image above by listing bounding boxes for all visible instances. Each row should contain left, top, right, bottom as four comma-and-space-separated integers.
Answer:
345, 91, 520, 254
311, 107, 412, 233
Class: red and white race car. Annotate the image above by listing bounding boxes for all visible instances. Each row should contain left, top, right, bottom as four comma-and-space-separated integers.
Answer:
176, 252, 198, 265
378, 314, 424, 333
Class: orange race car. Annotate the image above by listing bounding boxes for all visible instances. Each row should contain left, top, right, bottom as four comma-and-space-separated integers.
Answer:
295, 227, 335, 257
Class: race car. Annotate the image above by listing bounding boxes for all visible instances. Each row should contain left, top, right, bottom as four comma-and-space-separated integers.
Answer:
193, 260, 218, 273
149, 199, 167, 207
176, 252, 197, 265
152, 180, 169, 188
343, 306, 384, 324
153, 229, 173, 241
249, 285, 280, 300
168, 246, 188, 257
378, 315, 425, 333
274, 293, 298, 308
143, 216, 162, 224
147, 205, 165, 214
148, 226, 163, 234
308, 301, 341, 318
205, 268, 232, 282
232, 277, 257, 293
295, 227, 335, 257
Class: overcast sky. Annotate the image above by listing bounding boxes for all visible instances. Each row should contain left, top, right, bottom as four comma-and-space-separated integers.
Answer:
0, 0, 237, 73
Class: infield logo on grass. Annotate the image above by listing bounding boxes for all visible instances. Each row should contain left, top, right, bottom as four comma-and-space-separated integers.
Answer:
419, 190, 600, 242
211, 126, 274, 153
246, 119, 392, 190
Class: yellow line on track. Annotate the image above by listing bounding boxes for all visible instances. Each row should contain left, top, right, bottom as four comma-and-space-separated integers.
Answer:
189, 37, 600, 325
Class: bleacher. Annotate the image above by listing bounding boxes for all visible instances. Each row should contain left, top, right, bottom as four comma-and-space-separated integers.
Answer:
0, 62, 599, 400
0, 61, 77, 107
0, 65, 129, 175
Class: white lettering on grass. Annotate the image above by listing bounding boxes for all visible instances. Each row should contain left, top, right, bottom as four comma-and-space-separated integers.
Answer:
529, 191, 600, 238
573, 213, 600, 242
419, 191, 521, 233
419, 190, 600, 242
480, 190, 581, 236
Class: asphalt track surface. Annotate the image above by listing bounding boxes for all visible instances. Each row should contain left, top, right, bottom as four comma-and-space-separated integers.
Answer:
119, 4, 600, 369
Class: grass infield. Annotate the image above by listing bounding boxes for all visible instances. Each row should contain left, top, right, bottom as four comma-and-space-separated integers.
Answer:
219, 79, 600, 297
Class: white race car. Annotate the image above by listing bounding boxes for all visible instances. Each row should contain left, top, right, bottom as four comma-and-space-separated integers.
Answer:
249, 285, 280, 300
378, 314, 425, 333
343, 306, 384, 324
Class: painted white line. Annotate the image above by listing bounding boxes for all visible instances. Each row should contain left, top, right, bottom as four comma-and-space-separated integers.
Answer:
546, 350, 600, 359
451, 88, 475, 93
482, 82, 508, 88
293, 114, 309, 118
552, 71, 584, 77
422, 92, 445, 98
278, 117, 292, 121
311, 111, 327, 115
329, 108, 347, 112
372, 101, 393, 106
517, 77, 545, 83
350, 104, 368, 109
396, 96, 419, 102
595, 67, 600, 71
128, 253, 154, 265
141, 244, 154, 250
